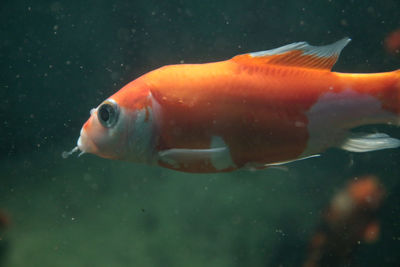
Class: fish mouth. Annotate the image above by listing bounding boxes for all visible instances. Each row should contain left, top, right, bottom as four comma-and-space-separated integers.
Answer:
62, 128, 96, 159
77, 128, 98, 155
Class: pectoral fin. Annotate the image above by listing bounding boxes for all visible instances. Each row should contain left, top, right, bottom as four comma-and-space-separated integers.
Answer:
158, 147, 226, 167
340, 133, 400, 152
158, 136, 236, 170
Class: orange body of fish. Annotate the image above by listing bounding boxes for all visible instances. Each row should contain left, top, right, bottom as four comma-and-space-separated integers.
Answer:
66, 38, 400, 173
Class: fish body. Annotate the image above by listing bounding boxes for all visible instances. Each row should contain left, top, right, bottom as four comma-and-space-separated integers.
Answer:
71, 38, 400, 173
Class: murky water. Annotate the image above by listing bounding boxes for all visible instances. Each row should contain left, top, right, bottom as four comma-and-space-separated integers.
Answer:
1, 1, 399, 266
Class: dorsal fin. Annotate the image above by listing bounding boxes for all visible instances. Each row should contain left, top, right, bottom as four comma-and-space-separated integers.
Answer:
233, 38, 351, 70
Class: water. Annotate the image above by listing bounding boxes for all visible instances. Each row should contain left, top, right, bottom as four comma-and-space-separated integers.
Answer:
1, 1, 399, 266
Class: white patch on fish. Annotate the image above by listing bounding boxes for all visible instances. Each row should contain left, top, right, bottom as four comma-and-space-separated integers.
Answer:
210, 136, 236, 170
303, 89, 397, 156
126, 106, 157, 164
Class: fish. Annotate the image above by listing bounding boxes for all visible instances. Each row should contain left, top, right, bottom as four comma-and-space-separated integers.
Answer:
303, 175, 385, 267
0, 209, 10, 230
64, 38, 400, 173
385, 28, 400, 55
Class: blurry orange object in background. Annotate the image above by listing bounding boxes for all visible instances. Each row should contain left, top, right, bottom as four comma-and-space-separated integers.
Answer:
385, 29, 400, 54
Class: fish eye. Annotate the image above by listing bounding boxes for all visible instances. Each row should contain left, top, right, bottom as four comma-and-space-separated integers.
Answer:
97, 101, 119, 128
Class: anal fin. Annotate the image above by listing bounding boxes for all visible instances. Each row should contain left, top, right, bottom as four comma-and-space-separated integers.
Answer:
340, 133, 400, 152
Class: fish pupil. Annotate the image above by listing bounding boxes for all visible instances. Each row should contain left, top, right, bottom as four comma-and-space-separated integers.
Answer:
100, 106, 110, 122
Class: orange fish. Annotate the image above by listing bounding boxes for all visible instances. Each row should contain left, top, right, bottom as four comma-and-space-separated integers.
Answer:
64, 38, 400, 173
304, 175, 385, 267
385, 29, 400, 54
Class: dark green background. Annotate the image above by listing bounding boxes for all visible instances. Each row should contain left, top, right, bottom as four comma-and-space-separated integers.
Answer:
0, 0, 399, 266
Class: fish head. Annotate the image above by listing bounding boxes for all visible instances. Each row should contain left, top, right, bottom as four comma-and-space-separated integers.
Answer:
69, 83, 157, 163
63, 79, 156, 162
77, 98, 131, 159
